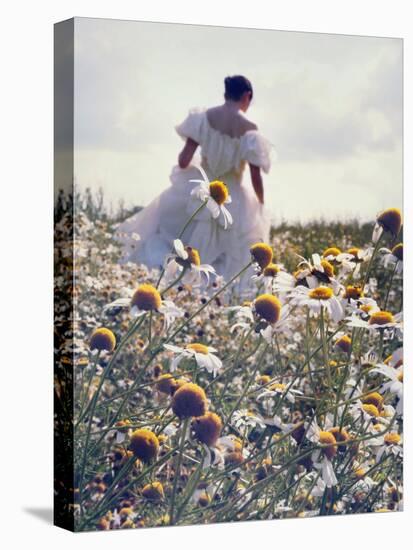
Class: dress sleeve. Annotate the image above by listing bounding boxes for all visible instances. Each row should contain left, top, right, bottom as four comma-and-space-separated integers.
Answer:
175, 109, 204, 143
240, 131, 273, 174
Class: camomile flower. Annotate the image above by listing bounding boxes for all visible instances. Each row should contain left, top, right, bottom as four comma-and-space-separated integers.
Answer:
370, 431, 403, 463
323, 247, 359, 276
349, 399, 383, 423
164, 239, 216, 287
346, 309, 402, 333
250, 294, 291, 341
232, 409, 266, 431
345, 296, 380, 319
296, 253, 342, 291
289, 285, 344, 323
163, 342, 222, 376
257, 380, 303, 405
190, 482, 217, 505
227, 302, 255, 333
104, 284, 184, 330
252, 261, 282, 291
370, 363, 403, 415
380, 243, 403, 274
372, 208, 402, 244
201, 434, 246, 470
190, 166, 233, 229
306, 419, 338, 487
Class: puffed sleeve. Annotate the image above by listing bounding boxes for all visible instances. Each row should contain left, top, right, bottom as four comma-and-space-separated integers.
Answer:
175, 109, 204, 143
240, 131, 273, 174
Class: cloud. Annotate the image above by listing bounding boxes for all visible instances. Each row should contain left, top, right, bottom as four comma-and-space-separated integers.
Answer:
73, 18, 402, 222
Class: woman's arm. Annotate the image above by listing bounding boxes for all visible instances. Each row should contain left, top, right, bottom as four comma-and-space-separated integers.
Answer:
178, 138, 199, 169
249, 163, 264, 204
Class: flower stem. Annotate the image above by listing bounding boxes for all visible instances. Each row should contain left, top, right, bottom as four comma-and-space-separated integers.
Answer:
169, 417, 190, 524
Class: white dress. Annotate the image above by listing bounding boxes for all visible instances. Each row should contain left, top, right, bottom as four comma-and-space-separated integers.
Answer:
117, 108, 273, 292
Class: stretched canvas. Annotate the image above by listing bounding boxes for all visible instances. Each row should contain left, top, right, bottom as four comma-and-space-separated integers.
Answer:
54, 17, 403, 532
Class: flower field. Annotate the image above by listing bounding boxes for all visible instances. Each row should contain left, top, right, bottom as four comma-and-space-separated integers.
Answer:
54, 188, 403, 531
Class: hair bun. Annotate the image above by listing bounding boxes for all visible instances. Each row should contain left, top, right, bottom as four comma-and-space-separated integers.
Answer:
224, 75, 253, 102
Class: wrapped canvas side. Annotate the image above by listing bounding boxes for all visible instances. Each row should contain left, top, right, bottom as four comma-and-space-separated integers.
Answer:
54, 18, 75, 532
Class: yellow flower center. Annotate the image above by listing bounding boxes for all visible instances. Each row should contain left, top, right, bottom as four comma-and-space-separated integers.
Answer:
254, 294, 282, 324
355, 468, 366, 478
131, 284, 162, 311
171, 382, 208, 419
391, 243, 403, 261
186, 343, 209, 355
377, 208, 402, 237
362, 392, 384, 411
269, 382, 286, 391
129, 428, 160, 463
142, 481, 164, 501
323, 247, 341, 258
192, 411, 223, 447
250, 243, 274, 269
362, 404, 380, 417
319, 431, 337, 459
309, 287, 333, 300
397, 370, 403, 383
263, 263, 280, 277
369, 311, 394, 326
335, 335, 352, 353
209, 180, 229, 205
345, 285, 364, 300
373, 423, 385, 432
360, 304, 372, 314
384, 432, 401, 446
185, 246, 201, 266
347, 247, 360, 258
320, 260, 335, 278
198, 492, 211, 507
89, 327, 116, 352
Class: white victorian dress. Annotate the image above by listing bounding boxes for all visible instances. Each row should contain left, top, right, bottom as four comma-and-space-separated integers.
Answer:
116, 108, 274, 292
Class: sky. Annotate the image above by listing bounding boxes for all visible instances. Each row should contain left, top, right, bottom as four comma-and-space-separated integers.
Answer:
74, 17, 402, 223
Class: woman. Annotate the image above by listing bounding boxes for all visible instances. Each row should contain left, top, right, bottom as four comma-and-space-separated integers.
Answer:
117, 75, 273, 292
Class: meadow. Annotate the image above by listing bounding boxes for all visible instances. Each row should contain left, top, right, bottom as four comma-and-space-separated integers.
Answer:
54, 186, 403, 530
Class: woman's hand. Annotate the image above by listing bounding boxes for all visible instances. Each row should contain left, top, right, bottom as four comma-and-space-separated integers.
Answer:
249, 164, 264, 204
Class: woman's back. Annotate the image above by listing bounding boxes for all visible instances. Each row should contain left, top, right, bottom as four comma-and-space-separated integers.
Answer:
175, 107, 271, 180
205, 105, 258, 139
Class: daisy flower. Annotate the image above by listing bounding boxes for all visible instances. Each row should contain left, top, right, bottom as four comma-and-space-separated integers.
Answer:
163, 342, 222, 376
251, 294, 291, 341
164, 239, 216, 287
232, 409, 266, 431
370, 363, 403, 415
295, 253, 342, 292
346, 309, 402, 333
370, 431, 403, 463
322, 247, 361, 277
257, 380, 303, 405
289, 285, 344, 323
227, 302, 255, 333
103, 284, 184, 329
380, 243, 403, 274
190, 166, 233, 229
372, 208, 402, 244
306, 419, 338, 487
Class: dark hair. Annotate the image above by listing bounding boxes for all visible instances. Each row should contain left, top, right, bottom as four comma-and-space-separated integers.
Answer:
224, 75, 253, 102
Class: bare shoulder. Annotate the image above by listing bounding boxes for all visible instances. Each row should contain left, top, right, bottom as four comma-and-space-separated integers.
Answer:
240, 117, 258, 132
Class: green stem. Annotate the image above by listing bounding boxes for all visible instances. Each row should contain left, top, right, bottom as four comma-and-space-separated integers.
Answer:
156, 200, 208, 289
169, 418, 190, 524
